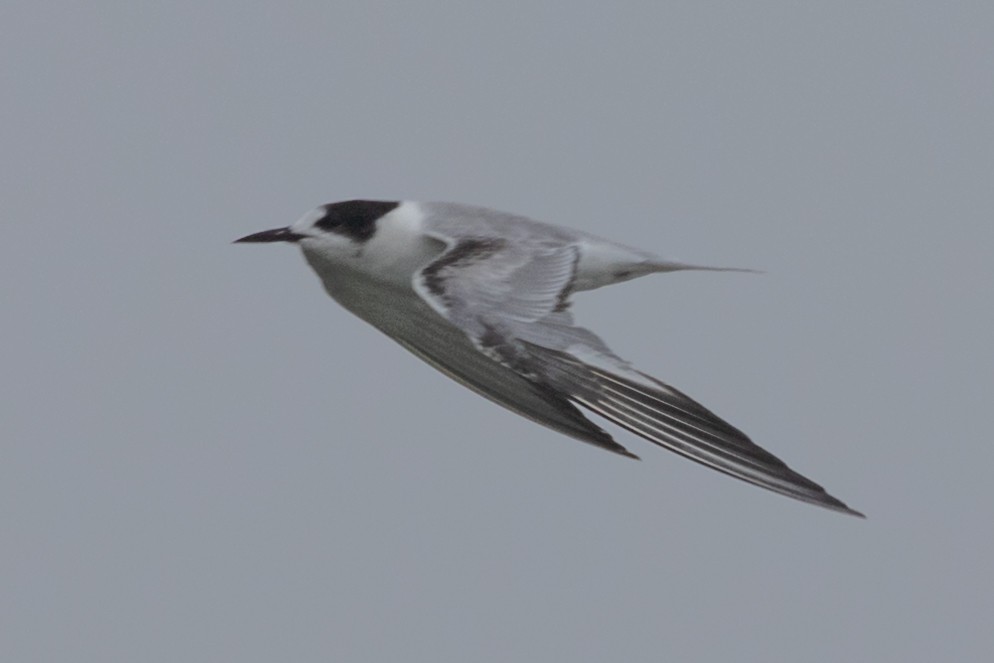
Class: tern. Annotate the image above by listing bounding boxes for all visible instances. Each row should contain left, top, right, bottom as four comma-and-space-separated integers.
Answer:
236, 200, 862, 517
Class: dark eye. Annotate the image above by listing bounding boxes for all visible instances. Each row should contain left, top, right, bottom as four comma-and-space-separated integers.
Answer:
313, 206, 342, 231
313, 200, 399, 242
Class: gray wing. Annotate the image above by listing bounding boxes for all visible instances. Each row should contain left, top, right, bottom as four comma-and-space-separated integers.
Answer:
517, 315, 863, 516
385, 311, 638, 460
412, 231, 863, 516
413, 239, 578, 328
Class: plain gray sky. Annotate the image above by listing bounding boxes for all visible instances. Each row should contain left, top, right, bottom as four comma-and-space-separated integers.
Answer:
3, 2, 992, 661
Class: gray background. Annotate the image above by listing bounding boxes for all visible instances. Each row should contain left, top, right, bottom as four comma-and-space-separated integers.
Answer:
3, 2, 992, 661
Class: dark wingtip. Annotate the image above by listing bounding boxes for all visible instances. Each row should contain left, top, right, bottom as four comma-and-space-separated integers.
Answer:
613, 446, 641, 461
835, 503, 866, 519
816, 492, 865, 518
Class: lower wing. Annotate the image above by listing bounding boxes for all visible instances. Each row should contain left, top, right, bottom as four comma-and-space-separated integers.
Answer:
520, 341, 863, 517
369, 297, 639, 459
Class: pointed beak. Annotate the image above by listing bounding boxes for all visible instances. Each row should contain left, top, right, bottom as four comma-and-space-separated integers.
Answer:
233, 227, 306, 244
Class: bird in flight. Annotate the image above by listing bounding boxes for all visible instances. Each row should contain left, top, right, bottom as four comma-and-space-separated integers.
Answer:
236, 200, 862, 517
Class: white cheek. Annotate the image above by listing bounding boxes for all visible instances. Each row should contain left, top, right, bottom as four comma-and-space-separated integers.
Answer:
298, 236, 353, 265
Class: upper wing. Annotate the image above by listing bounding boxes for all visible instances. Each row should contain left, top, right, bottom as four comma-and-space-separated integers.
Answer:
411, 227, 861, 516
414, 236, 578, 325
